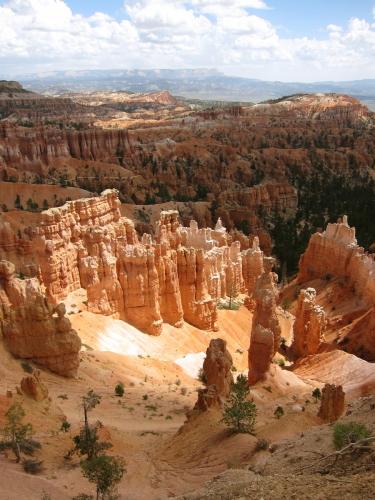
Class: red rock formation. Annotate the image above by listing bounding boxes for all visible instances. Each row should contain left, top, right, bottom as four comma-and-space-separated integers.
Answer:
339, 306, 375, 362
192, 338, 233, 413
292, 288, 326, 359
0, 191, 267, 336
118, 245, 163, 335
0, 260, 81, 376
193, 385, 222, 412
0, 123, 132, 168
155, 243, 184, 328
318, 384, 345, 423
177, 247, 218, 331
242, 236, 264, 300
202, 338, 234, 398
248, 257, 281, 384
298, 216, 375, 307
20, 371, 49, 401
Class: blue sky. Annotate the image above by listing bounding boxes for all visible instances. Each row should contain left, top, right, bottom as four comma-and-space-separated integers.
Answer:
65, 0, 375, 37
1, 0, 375, 80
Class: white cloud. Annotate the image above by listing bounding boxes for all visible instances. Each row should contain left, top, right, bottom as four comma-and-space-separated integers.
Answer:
0, 0, 374, 81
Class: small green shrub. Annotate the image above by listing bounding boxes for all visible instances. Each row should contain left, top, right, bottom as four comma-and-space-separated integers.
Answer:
60, 421, 71, 433
22, 459, 43, 474
333, 422, 371, 450
312, 388, 322, 403
21, 361, 33, 374
274, 406, 284, 419
115, 382, 125, 397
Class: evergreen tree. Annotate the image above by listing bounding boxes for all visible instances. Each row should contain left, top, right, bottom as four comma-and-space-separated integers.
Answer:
0, 403, 40, 463
222, 374, 257, 434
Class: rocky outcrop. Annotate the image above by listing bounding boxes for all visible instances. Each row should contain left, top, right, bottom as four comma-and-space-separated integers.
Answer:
193, 338, 233, 413
20, 371, 49, 401
292, 288, 326, 359
248, 257, 281, 384
339, 306, 375, 362
318, 384, 345, 423
0, 191, 266, 336
0, 260, 81, 376
242, 237, 264, 307
202, 339, 234, 398
298, 216, 375, 307
193, 385, 222, 412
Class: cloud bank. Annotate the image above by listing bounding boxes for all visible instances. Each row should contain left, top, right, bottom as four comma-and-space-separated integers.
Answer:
1, 0, 375, 80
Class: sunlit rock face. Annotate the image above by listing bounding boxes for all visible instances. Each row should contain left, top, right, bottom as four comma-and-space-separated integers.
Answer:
248, 257, 281, 384
193, 338, 234, 413
298, 216, 375, 307
0, 190, 265, 336
297, 216, 375, 361
292, 288, 326, 359
0, 260, 81, 377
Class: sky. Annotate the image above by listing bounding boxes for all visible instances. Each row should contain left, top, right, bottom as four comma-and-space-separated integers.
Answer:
1, 0, 375, 81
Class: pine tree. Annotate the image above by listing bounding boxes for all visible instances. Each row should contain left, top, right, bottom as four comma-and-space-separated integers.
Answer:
0, 403, 40, 463
222, 374, 257, 434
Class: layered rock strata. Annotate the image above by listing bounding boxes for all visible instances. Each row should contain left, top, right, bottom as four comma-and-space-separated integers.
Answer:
318, 384, 345, 423
0, 190, 264, 335
0, 260, 81, 376
292, 288, 326, 359
248, 257, 282, 384
298, 216, 375, 307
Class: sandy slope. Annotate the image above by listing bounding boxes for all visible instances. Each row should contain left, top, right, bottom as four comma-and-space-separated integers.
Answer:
0, 296, 371, 499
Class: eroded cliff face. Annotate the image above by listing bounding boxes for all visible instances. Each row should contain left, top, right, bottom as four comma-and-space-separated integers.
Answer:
248, 257, 281, 384
0, 190, 264, 336
297, 216, 375, 361
0, 123, 132, 168
0, 260, 81, 376
292, 288, 326, 359
298, 216, 375, 307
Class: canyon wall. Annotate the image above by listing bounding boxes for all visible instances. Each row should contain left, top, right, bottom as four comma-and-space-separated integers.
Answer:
297, 217, 375, 361
0, 123, 132, 168
0, 190, 264, 336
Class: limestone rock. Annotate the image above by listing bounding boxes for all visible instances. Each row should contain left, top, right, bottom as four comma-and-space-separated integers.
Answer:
193, 385, 222, 412
20, 370, 48, 401
318, 384, 345, 423
0, 260, 81, 377
298, 216, 375, 307
0, 190, 266, 337
248, 257, 281, 384
292, 288, 326, 359
202, 338, 234, 398
177, 247, 218, 330
242, 236, 264, 301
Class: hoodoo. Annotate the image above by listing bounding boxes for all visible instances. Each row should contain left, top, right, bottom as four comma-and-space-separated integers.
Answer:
248, 257, 281, 384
